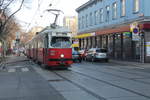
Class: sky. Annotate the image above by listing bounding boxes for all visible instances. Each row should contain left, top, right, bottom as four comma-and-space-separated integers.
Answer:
12, 0, 88, 31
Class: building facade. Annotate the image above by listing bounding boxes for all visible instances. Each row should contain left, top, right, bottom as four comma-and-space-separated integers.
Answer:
76, 0, 150, 62
63, 16, 78, 37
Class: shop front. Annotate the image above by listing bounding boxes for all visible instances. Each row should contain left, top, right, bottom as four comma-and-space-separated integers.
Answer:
95, 22, 150, 62
76, 22, 150, 62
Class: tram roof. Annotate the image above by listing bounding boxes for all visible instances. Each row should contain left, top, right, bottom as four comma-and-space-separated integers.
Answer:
28, 26, 72, 42
40, 26, 71, 34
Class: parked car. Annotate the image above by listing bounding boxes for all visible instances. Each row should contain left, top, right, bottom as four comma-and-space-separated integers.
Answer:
72, 49, 82, 63
86, 48, 108, 62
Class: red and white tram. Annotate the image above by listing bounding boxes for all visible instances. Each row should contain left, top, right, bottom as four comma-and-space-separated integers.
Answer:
26, 26, 73, 68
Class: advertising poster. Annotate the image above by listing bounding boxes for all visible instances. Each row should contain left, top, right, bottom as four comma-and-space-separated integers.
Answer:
146, 42, 150, 56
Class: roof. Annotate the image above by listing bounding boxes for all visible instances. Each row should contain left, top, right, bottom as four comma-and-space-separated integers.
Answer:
76, 0, 96, 12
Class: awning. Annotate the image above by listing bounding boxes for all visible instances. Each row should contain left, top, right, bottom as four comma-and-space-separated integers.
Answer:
74, 32, 95, 39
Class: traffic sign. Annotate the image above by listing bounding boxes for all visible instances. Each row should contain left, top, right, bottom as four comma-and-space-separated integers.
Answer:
130, 22, 138, 32
133, 27, 139, 34
132, 27, 140, 41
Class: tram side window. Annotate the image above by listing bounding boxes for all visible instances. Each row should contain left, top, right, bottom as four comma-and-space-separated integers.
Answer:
51, 37, 71, 48
44, 35, 49, 48
38, 40, 44, 48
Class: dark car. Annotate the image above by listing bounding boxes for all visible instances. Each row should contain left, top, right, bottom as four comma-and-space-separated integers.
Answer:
72, 49, 82, 63
86, 48, 108, 62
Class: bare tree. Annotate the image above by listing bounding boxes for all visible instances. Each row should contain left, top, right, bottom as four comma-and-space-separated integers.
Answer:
0, 0, 25, 57
0, 0, 24, 35
5, 17, 21, 46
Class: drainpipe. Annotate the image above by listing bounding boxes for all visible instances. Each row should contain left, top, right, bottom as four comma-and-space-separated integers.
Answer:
140, 30, 145, 63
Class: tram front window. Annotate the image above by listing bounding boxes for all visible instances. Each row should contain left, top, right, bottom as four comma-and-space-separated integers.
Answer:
51, 37, 71, 48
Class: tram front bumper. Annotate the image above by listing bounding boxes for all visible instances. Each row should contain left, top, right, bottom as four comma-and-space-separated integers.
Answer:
48, 58, 73, 66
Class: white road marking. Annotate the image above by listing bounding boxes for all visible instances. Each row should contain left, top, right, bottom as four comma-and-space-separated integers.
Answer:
8, 69, 16, 72
21, 67, 29, 72
15, 66, 23, 68
135, 67, 145, 69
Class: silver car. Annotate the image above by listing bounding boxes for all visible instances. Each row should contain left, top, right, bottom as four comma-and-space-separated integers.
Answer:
86, 48, 108, 62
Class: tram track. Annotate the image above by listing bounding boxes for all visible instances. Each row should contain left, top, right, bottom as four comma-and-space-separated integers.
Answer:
93, 62, 150, 76
72, 63, 150, 85
68, 67, 150, 99
32, 60, 150, 99
31, 61, 106, 100
52, 70, 106, 100
75, 62, 150, 82
52, 69, 150, 99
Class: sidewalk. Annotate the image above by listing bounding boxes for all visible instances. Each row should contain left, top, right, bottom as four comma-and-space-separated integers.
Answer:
0, 55, 66, 100
110, 59, 150, 68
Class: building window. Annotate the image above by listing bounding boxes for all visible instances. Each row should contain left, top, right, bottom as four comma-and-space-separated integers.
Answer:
79, 18, 81, 29
82, 16, 84, 28
90, 12, 93, 26
100, 8, 103, 23
112, 2, 117, 19
94, 10, 99, 25
121, 0, 126, 16
94, 11, 97, 25
106, 6, 110, 22
133, 0, 139, 13
86, 14, 88, 27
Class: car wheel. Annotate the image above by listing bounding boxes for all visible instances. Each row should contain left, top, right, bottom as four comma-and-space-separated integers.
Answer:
85, 57, 88, 61
105, 59, 109, 62
79, 59, 82, 63
91, 57, 95, 62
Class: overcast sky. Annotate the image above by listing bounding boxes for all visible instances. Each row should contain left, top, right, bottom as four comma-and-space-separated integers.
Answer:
13, 0, 88, 31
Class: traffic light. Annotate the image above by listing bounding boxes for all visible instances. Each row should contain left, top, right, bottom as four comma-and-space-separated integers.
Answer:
16, 39, 20, 42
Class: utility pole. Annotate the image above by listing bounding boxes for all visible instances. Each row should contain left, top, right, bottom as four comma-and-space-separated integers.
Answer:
140, 30, 145, 63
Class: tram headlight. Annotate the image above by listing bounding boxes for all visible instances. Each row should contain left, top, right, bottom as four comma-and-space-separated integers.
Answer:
60, 54, 64, 58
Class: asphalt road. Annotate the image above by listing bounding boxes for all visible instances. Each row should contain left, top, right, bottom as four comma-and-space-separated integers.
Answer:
1, 55, 150, 100
33, 60, 150, 100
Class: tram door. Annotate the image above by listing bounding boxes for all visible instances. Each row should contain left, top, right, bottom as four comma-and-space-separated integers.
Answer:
35, 40, 38, 60
44, 34, 49, 63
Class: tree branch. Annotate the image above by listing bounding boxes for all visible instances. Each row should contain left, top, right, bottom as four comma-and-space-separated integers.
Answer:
1, 0, 24, 34
3, 0, 15, 10
0, 0, 5, 7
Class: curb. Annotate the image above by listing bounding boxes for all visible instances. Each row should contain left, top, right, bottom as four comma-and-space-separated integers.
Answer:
109, 59, 150, 67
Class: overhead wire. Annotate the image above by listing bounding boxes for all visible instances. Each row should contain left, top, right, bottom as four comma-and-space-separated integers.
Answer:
39, 0, 58, 26
24, 0, 43, 32
25, 0, 61, 32
42, 0, 62, 26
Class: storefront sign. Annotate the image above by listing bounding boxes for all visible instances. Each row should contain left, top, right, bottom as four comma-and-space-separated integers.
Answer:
74, 32, 96, 39
130, 22, 140, 41
123, 32, 131, 38
130, 22, 138, 32
132, 32, 140, 41
72, 40, 79, 47
146, 42, 150, 56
